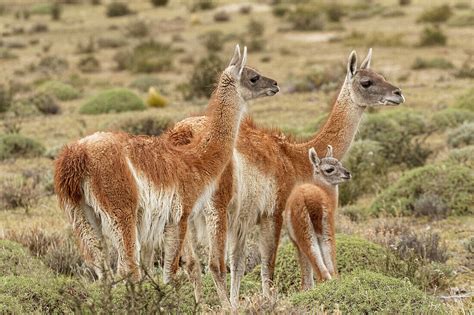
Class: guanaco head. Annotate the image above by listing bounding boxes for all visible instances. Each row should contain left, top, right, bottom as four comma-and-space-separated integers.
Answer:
225, 45, 279, 101
309, 145, 351, 186
346, 48, 405, 107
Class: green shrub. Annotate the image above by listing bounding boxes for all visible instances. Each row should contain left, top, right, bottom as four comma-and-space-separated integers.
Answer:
431, 108, 474, 131
444, 145, 473, 168
325, 3, 344, 22
127, 41, 174, 73
272, 4, 289, 17
151, 0, 168, 7
111, 116, 173, 136
106, 2, 132, 17
448, 12, 474, 27
454, 88, 474, 111
411, 57, 454, 70
51, 3, 61, 20
182, 54, 224, 99
146, 87, 168, 108
30, 3, 53, 15
0, 134, 45, 160
455, 57, 474, 79
129, 75, 162, 92
37, 80, 80, 101
0, 276, 84, 313
343, 30, 405, 47
0, 295, 24, 313
340, 140, 388, 205
340, 205, 369, 222
190, 0, 215, 11
371, 164, 473, 216
447, 122, 474, 148
288, 64, 343, 93
97, 36, 127, 49
125, 20, 149, 38
0, 240, 49, 276
30, 92, 61, 115
358, 110, 431, 168
419, 26, 447, 46
37, 55, 69, 75
290, 271, 445, 313
200, 30, 225, 52
78, 55, 101, 73
288, 5, 325, 31
417, 5, 452, 23
79, 88, 145, 114
0, 84, 12, 113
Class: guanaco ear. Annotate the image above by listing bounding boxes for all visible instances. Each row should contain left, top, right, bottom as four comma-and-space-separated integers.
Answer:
308, 147, 320, 168
347, 50, 357, 79
238, 46, 247, 76
229, 44, 241, 67
326, 145, 334, 158
360, 48, 372, 69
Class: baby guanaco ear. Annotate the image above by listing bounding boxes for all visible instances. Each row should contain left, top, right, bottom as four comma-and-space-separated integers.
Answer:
229, 44, 241, 67
308, 147, 320, 169
239, 46, 247, 76
347, 50, 357, 79
326, 145, 334, 158
360, 48, 372, 69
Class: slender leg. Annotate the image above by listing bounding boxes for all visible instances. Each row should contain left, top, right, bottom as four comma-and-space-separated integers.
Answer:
259, 213, 283, 299
140, 243, 155, 274
183, 225, 203, 304
292, 240, 314, 290
320, 210, 337, 277
163, 210, 190, 283
114, 218, 141, 281
228, 223, 248, 308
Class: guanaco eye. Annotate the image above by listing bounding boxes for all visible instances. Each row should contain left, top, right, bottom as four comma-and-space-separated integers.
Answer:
250, 75, 260, 84
325, 167, 335, 173
361, 79, 372, 88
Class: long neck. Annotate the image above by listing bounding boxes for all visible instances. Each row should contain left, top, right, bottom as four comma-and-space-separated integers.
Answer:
314, 177, 339, 208
196, 72, 244, 162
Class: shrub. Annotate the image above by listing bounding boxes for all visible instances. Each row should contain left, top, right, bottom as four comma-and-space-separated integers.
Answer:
339, 140, 388, 205
358, 110, 431, 168
399, 0, 411, 5
78, 55, 101, 73
325, 3, 344, 22
290, 271, 445, 313
129, 76, 162, 92
30, 92, 61, 115
447, 122, 474, 148
445, 145, 473, 168
37, 56, 69, 75
76, 37, 96, 54
288, 5, 325, 31
29, 22, 48, 33
244, 19, 266, 52
371, 164, 473, 216
417, 5, 452, 23
128, 41, 174, 72
30, 3, 53, 15
51, 3, 61, 20
343, 31, 405, 47
111, 116, 173, 136
0, 172, 44, 212
0, 240, 49, 276
183, 54, 224, 99
190, 0, 215, 11
79, 88, 145, 114
411, 57, 454, 70
0, 134, 45, 160
213, 10, 230, 22
454, 88, 474, 111
430, 108, 474, 131
448, 12, 474, 27
288, 64, 344, 93
340, 205, 369, 222
106, 2, 132, 17
413, 193, 449, 219
0, 84, 12, 113
125, 20, 149, 37
272, 4, 289, 17
151, 0, 168, 7
455, 57, 474, 79
97, 36, 127, 49
37, 80, 80, 101
419, 26, 447, 46
200, 30, 225, 52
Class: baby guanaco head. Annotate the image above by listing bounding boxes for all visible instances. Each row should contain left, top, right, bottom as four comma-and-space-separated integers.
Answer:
309, 145, 351, 186
346, 48, 405, 107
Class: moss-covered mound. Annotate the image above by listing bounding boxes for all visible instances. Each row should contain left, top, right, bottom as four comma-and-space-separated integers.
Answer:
371, 164, 473, 216
0, 134, 45, 160
37, 80, 80, 101
0, 240, 50, 276
79, 88, 145, 114
290, 271, 445, 314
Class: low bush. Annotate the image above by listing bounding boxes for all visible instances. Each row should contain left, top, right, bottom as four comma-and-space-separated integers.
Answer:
371, 164, 473, 216
37, 55, 69, 75
110, 116, 173, 136
325, 3, 344, 22
30, 3, 53, 15
213, 10, 230, 22
0, 133, 45, 160
417, 5, 452, 23
447, 122, 474, 148
454, 88, 474, 111
430, 108, 474, 131
182, 54, 224, 99
340, 205, 369, 222
76, 37, 96, 54
343, 31, 405, 47
444, 145, 473, 168
0, 172, 44, 212
448, 12, 474, 27
125, 20, 149, 38
288, 64, 344, 93
79, 88, 145, 114
78, 55, 101, 73
30, 92, 61, 115
51, 3, 61, 20
200, 30, 225, 52
455, 57, 474, 79
411, 57, 454, 70
97, 36, 127, 49
290, 270, 445, 313
358, 110, 431, 169
127, 41, 174, 73
106, 2, 132, 17
189, 0, 215, 12
150, 0, 168, 7
413, 193, 449, 220
0, 240, 49, 276
129, 75, 162, 92
418, 26, 447, 46
0, 84, 12, 113
288, 5, 325, 31
37, 80, 80, 101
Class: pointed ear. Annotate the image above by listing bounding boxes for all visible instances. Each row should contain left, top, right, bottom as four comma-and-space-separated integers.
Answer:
229, 44, 241, 67
308, 147, 320, 168
326, 145, 333, 158
360, 48, 372, 69
347, 50, 357, 78
238, 46, 247, 76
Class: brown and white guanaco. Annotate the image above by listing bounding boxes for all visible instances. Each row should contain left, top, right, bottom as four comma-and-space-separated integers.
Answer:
284, 145, 351, 289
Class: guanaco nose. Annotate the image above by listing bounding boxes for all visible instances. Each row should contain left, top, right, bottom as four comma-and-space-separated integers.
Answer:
272, 80, 278, 86
393, 89, 402, 96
